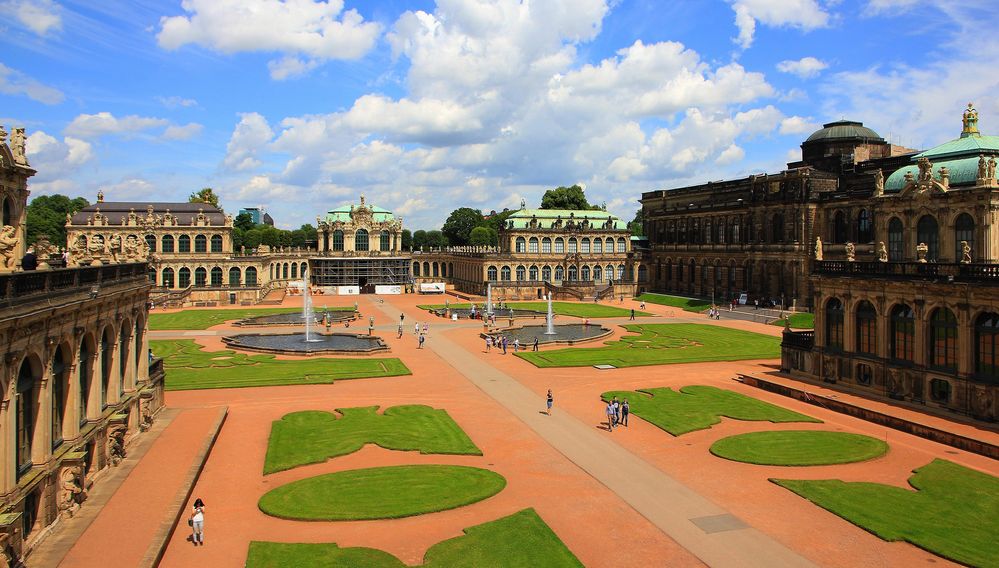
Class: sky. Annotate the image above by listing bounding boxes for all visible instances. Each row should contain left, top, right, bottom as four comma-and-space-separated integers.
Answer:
2, 0, 998, 231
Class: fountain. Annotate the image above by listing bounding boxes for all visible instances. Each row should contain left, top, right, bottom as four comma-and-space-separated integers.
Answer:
486, 283, 493, 315
544, 293, 556, 335
302, 273, 317, 342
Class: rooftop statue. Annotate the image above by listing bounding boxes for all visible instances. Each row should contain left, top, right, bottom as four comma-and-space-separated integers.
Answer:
962, 102, 980, 137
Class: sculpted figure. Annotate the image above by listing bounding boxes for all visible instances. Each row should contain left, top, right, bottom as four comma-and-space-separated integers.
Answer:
58, 465, 84, 514
916, 242, 929, 263
979, 155, 988, 179
814, 236, 823, 261
989, 156, 997, 180
961, 240, 972, 264
0, 225, 17, 269
877, 241, 888, 262
844, 242, 856, 262
873, 169, 884, 195
10, 127, 26, 164
106, 424, 127, 466
917, 157, 933, 181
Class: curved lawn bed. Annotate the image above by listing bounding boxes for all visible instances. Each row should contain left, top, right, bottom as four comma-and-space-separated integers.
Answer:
258, 465, 506, 521
710, 430, 888, 466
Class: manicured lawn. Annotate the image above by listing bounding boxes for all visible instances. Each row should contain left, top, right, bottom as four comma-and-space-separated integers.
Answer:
151, 339, 410, 391
771, 313, 815, 329
264, 405, 481, 474
246, 508, 583, 567
635, 293, 711, 313
710, 430, 887, 466
149, 307, 354, 330
517, 323, 781, 368
775, 459, 999, 567
600, 385, 821, 436
417, 302, 650, 318
258, 465, 506, 521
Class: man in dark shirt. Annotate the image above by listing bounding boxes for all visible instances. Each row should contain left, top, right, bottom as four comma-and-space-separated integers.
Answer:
21, 247, 37, 271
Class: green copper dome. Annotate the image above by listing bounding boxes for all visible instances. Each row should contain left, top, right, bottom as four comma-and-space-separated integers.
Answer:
804, 120, 884, 143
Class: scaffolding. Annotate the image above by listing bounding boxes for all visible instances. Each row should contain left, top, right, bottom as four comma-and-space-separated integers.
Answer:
309, 256, 412, 288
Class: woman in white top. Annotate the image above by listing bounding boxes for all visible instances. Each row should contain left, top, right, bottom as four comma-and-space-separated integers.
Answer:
190, 498, 205, 545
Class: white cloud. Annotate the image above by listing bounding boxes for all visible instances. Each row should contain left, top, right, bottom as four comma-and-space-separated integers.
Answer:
1, 0, 62, 36
223, 113, 274, 171
65, 112, 169, 138
267, 56, 321, 80
729, 0, 830, 49
779, 115, 818, 134
157, 96, 199, 108
715, 144, 745, 165
101, 178, 159, 200
0, 63, 64, 105
776, 56, 829, 78
157, 0, 382, 78
162, 122, 204, 140
26, 131, 95, 191
865, 0, 921, 14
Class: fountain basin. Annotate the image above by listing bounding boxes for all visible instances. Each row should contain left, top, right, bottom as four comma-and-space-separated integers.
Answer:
235, 311, 356, 327
431, 308, 544, 319
482, 324, 611, 346
222, 332, 388, 356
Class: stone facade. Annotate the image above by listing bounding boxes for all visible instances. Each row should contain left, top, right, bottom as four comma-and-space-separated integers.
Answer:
0, 126, 34, 273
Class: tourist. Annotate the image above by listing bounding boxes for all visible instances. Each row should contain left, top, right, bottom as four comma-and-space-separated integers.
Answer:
418, 334, 425, 349
20, 246, 37, 271
612, 397, 620, 425
630, 308, 635, 321
546, 389, 553, 415
584, 318, 589, 327
485, 336, 492, 352
414, 322, 419, 335
423, 322, 429, 335
502, 336, 508, 354
400, 313, 405, 323
533, 336, 539, 351
513, 338, 520, 352
605, 402, 615, 431
397, 324, 403, 338
639, 300, 646, 310
190, 498, 205, 546
622, 400, 630, 427
754, 299, 759, 310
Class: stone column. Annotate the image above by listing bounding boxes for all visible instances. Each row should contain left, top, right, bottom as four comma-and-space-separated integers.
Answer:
0, 361, 15, 493
88, 352, 101, 421
137, 318, 150, 384
32, 357, 52, 465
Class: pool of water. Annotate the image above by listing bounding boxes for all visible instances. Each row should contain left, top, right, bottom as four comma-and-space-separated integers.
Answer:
485, 323, 610, 345
430, 307, 544, 319
236, 311, 355, 326
222, 332, 387, 355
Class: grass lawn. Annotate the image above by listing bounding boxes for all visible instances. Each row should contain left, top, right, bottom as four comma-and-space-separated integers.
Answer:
417, 302, 650, 318
258, 465, 506, 521
149, 307, 354, 330
264, 405, 481, 474
710, 430, 887, 466
151, 339, 410, 391
600, 385, 821, 436
246, 508, 582, 567
775, 459, 999, 567
635, 293, 711, 313
771, 313, 815, 329
517, 323, 781, 368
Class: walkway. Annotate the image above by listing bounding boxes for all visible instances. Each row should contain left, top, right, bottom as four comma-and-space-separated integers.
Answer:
368, 298, 815, 568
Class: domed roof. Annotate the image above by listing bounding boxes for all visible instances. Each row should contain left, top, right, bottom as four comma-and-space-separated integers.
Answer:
804, 120, 884, 143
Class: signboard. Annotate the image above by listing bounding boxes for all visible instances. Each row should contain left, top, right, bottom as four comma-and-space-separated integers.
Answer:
738, 293, 748, 305
419, 282, 446, 294
337, 286, 360, 295
375, 285, 402, 295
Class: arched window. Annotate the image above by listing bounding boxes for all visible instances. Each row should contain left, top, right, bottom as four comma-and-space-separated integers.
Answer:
51, 346, 67, 449
211, 234, 223, 252
487, 266, 498, 281
245, 267, 258, 286
100, 328, 112, 410
516, 265, 526, 281
441, 263, 447, 277
195, 267, 207, 287
301, 262, 307, 277
210, 267, 223, 287
617, 237, 626, 252
617, 265, 625, 280
162, 268, 174, 288
355, 229, 369, 251
594, 265, 602, 281
888, 217, 903, 261
541, 266, 551, 281
554, 266, 564, 281
380, 230, 391, 251
16, 357, 38, 477
975, 312, 999, 380
228, 267, 240, 287
581, 238, 591, 254
178, 267, 191, 288
825, 298, 844, 351
568, 265, 578, 281
606, 264, 614, 281
728, 261, 736, 289
178, 234, 191, 253
638, 265, 648, 282
955, 213, 975, 262
148, 267, 156, 283
118, 324, 129, 395
929, 308, 957, 371
689, 259, 696, 282
433, 263, 439, 277
528, 237, 539, 253
594, 238, 603, 254
677, 261, 684, 281
890, 304, 915, 362
422, 262, 429, 276
554, 238, 565, 253
529, 265, 538, 280
78, 336, 92, 425
145, 234, 156, 252
282, 263, 289, 279
515, 237, 526, 253
856, 301, 877, 355
772, 213, 784, 243
917, 215, 939, 261
332, 230, 344, 251
606, 237, 614, 253
195, 234, 207, 253
291, 263, 298, 279
568, 238, 577, 253
857, 209, 873, 243
581, 265, 590, 280
162, 235, 174, 253
1, 196, 13, 226
413, 262, 421, 277
501, 266, 511, 281
833, 211, 847, 243
541, 238, 552, 253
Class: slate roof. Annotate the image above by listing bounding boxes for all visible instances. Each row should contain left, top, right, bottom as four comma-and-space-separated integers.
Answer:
70, 202, 227, 226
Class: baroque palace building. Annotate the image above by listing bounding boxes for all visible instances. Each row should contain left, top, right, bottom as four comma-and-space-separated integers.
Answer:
642, 104, 999, 423
0, 127, 164, 564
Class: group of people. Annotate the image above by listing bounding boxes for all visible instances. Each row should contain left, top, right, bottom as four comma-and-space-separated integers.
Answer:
485, 334, 540, 354
605, 397, 630, 430
706, 306, 722, 320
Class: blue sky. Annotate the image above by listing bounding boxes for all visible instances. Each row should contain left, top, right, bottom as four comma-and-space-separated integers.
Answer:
2, 0, 997, 230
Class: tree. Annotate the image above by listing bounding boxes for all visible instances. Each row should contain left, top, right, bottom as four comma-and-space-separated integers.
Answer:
540, 184, 600, 210
425, 230, 448, 249
412, 230, 428, 250
441, 207, 484, 246
298, 223, 318, 243
26, 194, 89, 248
234, 212, 254, 231
401, 229, 412, 251
629, 208, 644, 236
469, 226, 493, 246
481, 208, 515, 234
290, 229, 307, 248
189, 187, 221, 209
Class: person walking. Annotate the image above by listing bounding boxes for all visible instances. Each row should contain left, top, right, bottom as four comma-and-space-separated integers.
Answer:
20, 246, 37, 271
622, 399, 630, 427
546, 389, 553, 415
612, 397, 620, 425
414, 322, 419, 335
423, 322, 429, 335
630, 308, 635, 321
485, 336, 492, 352
513, 338, 520, 352
400, 313, 405, 324
397, 324, 403, 338
605, 402, 615, 431
639, 300, 646, 310
532, 336, 539, 351
190, 498, 205, 546
501, 336, 507, 355
418, 334, 425, 349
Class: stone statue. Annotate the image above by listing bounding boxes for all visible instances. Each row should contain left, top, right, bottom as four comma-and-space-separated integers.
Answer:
961, 240, 972, 264
0, 532, 10, 568
0, 125, 6, 144
123, 235, 141, 260
107, 234, 122, 262
873, 169, 884, 196
877, 241, 888, 262
0, 225, 17, 270
978, 155, 988, 180
10, 127, 27, 165
140, 398, 154, 431
989, 156, 997, 180
34, 236, 54, 269
916, 242, 929, 263
939, 166, 950, 188
917, 157, 933, 181
58, 465, 84, 515
904, 170, 914, 184
963, 102, 980, 135
814, 236, 823, 260
845, 241, 856, 262
106, 425, 127, 466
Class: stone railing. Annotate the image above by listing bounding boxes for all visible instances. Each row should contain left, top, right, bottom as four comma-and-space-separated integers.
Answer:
781, 329, 814, 351
0, 262, 149, 307
813, 260, 999, 282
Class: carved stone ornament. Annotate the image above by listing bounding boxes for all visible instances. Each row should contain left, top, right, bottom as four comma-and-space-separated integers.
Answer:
873, 169, 884, 196
961, 240, 972, 264
814, 236, 823, 260
57, 464, 85, 516
106, 424, 127, 466
916, 242, 929, 263
0, 225, 17, 270
877, 241, 888, 262
844, 242, 856, 262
